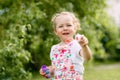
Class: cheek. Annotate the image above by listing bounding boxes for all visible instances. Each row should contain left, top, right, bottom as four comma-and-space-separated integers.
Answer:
54, 29, 61, 35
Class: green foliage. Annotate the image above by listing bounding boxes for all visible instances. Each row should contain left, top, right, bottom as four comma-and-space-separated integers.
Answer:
0, 24, 32, 80
0, 0, 120, 79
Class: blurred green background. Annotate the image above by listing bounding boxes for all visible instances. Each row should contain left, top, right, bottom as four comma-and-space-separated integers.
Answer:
0, 0, 120, 80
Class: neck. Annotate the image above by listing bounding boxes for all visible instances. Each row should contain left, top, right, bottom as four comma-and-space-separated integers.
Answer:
61, 38, 74, 44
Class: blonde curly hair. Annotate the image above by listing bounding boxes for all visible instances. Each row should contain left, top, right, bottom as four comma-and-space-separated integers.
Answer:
51, 11, 81, 30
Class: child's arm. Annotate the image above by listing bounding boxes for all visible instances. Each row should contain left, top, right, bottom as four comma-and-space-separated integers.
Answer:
80, 45, 92, 61
76, 34, 92, 61
48, 66, 54, 75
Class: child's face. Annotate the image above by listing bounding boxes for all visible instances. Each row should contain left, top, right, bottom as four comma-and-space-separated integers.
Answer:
54, 15, 76, 42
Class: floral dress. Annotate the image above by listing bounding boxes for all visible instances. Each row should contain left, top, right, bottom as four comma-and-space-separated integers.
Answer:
50, 40, 84, 80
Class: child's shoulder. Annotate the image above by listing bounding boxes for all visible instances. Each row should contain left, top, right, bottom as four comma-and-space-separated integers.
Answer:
51, 43, 60, 49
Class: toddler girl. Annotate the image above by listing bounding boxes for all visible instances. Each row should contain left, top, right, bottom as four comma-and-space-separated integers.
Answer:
40, 11, 92, 80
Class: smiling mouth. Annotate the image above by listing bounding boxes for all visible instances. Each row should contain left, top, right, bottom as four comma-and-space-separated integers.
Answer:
62, 33, 69, 35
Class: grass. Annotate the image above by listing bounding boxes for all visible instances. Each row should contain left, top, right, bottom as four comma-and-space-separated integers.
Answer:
84, 64, 120, 80
32, 63, 120, 80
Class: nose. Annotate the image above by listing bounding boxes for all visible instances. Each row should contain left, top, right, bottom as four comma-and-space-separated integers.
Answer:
63, 26, 68, 30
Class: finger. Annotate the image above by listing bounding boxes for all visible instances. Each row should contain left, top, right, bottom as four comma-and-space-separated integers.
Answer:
80, 38, 85, 43
79, 35, 86, 41
80, 38, 88, 46
81, 36, 88, 42
39, 69, 43, 74
40, 69, 46, 76
41, 72, 46, 76
80, 35, 84, 39
83, 39, 88, 46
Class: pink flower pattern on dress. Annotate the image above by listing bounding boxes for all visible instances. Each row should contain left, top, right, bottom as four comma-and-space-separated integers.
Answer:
51, 42, 83, 80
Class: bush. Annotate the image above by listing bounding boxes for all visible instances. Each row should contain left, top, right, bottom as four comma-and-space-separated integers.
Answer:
0, 24, 32, 80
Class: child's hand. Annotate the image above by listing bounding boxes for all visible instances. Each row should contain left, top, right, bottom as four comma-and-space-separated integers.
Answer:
39, 66, 50, 78
75, 34, 88, 47
79, 35, 88, 46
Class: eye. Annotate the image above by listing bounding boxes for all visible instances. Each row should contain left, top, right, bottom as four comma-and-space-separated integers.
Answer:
58, 26, 63, 28
67, 24, 72, 27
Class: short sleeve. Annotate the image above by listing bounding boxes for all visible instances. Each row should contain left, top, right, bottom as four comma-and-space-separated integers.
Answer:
74, 40, 82, 56
50, 45, 55, 60
72, 40, 84, 62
